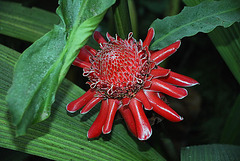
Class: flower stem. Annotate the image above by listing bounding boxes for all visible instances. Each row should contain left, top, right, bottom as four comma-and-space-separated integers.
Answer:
112, 0, 132, 39
127, 0, 138, 39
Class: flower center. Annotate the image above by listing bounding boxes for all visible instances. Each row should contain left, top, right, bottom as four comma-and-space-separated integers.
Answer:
84, 37, 152, 99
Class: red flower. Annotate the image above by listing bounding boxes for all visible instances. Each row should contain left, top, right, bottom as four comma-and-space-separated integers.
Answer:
67, 28, 198, 140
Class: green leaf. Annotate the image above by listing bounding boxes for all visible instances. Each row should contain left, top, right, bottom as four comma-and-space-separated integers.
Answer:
220, 94, 240, 144
208, 23, 240, 84
150, 0, 240, 50
0, 44, 165, 161
112, 0, 132, 39
181, 144, 240, 161
0, 1, 59, 42
6, 0, 116, 136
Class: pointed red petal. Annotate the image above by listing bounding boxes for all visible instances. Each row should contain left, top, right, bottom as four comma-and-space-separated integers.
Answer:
150, 40, 181, 64
143, 28, 155, 47
146, 79, 188, 99
102, 99, 119, 134
72, 57, 91, 68
84, 45, 96, 56
93, 31, 107, 44
87, 100, 108, 138
80, 97, 103, 114
76, 47, 91, 62
119, 106, 137, 137
122, 97, 130, 106
135, 90, 152, 110
66, 89, 96, 113
144, 90, 183, 122
158, 67, 199, 87
129, 98, 152, 140
150, 68, 171, 78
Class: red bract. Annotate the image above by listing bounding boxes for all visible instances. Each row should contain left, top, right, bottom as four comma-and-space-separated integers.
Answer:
67, 28, 199, 140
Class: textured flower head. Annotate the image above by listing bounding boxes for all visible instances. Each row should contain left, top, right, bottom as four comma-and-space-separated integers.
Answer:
67, 28, 199, 140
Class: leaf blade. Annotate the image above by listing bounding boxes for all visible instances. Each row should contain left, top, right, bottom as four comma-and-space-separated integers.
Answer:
0, 1, 59, 42
150, 0, 240, 50
6, 0, 116, 136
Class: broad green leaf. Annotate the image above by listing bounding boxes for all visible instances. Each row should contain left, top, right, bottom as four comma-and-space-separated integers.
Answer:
6, 0, 116, 136
0, 1, 59, 42
150, 0, 240, 50
0, 44, 165, 161
181, 144, 240, 161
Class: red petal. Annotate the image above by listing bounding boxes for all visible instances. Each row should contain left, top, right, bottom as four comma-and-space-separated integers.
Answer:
76, 47, 91, 62
129, 98, 152, 140
93, 31, 107, 44
150, 40, 181, 64
150, 68, 171, 78
122, 97, 130, 106
119, 106, 137, 137
135, 90, 152, 110
158, 67, 199, 87
102, 99, 119, 134
87, 100, 108, 138
84, 45, 96, 56
66, 89, 96, 113
143, 28, 155, 47
144, 90, 183, 122
146, 79, 188, 99
80, 97, 103, 114
106, 32, 115, 42
72, 57, 91, 68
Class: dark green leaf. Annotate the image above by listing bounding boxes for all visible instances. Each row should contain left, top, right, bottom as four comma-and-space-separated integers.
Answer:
112, 0, 132, 39
181, 144, 240, 161
220, 94, 240, 144
0, 1, 59, 42
0, 44, 165, 161
6, 0, 116, 136
150, 0, 240, 50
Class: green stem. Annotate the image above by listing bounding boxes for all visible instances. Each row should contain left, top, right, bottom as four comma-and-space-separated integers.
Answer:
112, 0, 132, 39
128, 0, 138, 39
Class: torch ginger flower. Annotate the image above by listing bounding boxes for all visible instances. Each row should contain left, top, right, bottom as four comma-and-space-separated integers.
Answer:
67, 28, 198, 140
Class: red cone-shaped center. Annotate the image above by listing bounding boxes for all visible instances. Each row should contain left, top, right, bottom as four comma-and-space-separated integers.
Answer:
84, 35, 152, 99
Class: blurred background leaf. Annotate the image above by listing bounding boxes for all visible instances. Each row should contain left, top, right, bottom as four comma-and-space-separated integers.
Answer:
0, 1, 59, 43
